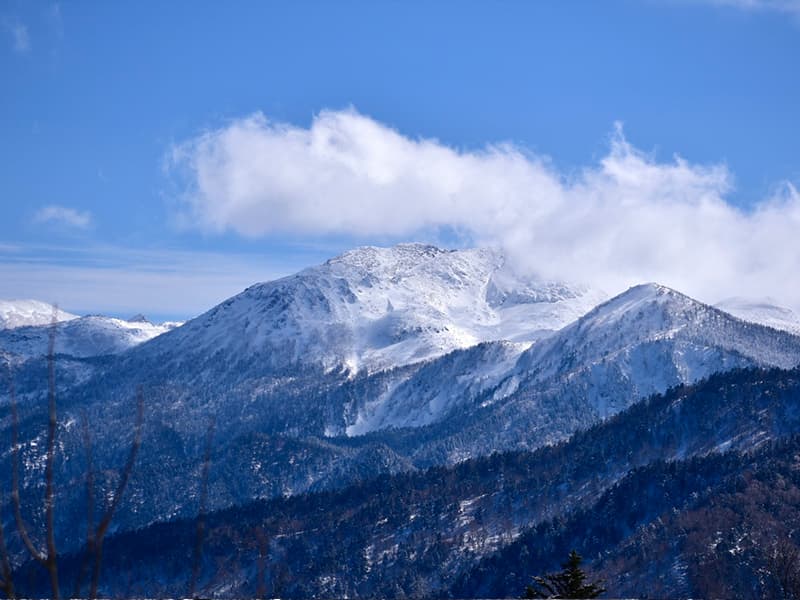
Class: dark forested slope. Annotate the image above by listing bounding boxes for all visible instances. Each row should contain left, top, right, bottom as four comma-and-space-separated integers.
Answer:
12, 366, 799, 598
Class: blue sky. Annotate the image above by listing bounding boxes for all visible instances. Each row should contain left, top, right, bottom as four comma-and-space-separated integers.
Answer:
2, 1, 799, 320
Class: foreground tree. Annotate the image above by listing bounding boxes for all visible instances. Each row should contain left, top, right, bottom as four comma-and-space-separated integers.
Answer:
1, 315, 143, 599
524, 549, 605, 599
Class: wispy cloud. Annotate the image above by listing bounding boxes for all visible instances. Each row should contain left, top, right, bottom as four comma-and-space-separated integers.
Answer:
33, 205, 92, 229
3, 18, 30, 53
0, 244, 313, 320
167, 109, 800, 312
46, 3, 63, 38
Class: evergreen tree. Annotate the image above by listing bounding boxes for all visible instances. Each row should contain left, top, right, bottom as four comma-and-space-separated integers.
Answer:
524, 550, 605, 598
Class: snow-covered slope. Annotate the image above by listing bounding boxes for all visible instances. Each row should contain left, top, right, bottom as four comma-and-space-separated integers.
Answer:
0, 315, 177, 359
12, 251, 800, 542
715, 297, 800, 336
135, 243, 606, 378
345, 340, 526, 435
0, 299, 78, 329
345, 283, 800, 446
512, 284, 800, 410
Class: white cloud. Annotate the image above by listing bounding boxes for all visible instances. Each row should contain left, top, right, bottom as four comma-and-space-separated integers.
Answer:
3, 18, 30, 53
33, 205, 92, 229
168, 109, 800, 312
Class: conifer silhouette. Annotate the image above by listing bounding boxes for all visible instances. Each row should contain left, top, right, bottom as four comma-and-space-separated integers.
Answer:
524, 550, 605, 599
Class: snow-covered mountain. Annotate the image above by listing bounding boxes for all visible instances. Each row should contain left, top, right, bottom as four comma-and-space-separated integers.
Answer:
57, 253, 800, 452
0, 314, 179, 359
131, 243, 606, 380
430, 283, 800, 453
517, 283, 800, 387
7, 245, 800, 545
0, 299, 78, 329
343, 283, 800, 448
715, 297, 800, 336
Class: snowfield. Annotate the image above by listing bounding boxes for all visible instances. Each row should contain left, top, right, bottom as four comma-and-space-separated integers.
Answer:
0, 299, 78, 329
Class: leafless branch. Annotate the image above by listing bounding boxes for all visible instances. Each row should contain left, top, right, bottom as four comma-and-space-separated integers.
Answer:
10, 316, 59, 598
72, 389, 144, 599
87, 389, 143, 599
0, 523, 15, 599
4, 308, 146, 599
10, 357, 47, 567
44, 314, 59, 599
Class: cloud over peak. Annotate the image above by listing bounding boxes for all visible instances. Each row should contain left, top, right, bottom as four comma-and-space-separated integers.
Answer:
167, 108, 800, 311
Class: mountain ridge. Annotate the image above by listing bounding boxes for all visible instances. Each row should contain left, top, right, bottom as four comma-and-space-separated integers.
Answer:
4, 243, 800, 558
118, 243, 606, 383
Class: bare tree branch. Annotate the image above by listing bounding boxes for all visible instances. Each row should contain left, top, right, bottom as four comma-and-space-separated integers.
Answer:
9, 313, 61, 598
87, 389, 144, 600
0, 524, 15, 599
44, 314, 60, 598
4, 309, 145, 599
10, 343, 48, 567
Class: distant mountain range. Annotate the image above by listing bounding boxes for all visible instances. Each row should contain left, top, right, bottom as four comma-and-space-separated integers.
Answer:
715, 296, 800, 336
2, 243, 800, 597
0, 299, 79, 329
0, 312, 179, 360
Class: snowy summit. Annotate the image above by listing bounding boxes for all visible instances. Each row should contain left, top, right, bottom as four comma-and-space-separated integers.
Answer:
0, 299, 78, 329
143, 243, 607, 375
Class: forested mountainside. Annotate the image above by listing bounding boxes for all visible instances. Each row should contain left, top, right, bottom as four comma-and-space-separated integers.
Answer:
12, 366, 799, 598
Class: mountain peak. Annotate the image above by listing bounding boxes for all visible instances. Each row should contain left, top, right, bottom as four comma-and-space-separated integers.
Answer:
324, 243, 452, 276
0, 299, 79, 329
128, 313, 151, 323
616, 282, 684, 301
140, 244, 606, 374
628, 281, 674, 294
579, 282, 694, 325
512, 280, 800, 423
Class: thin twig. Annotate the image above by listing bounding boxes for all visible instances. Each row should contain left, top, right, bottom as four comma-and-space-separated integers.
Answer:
0, 530, 15, 599
9, 312, 61, 597
43, 312, 60, 598
88, 389, 144, 600
10, 348, 47, 567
